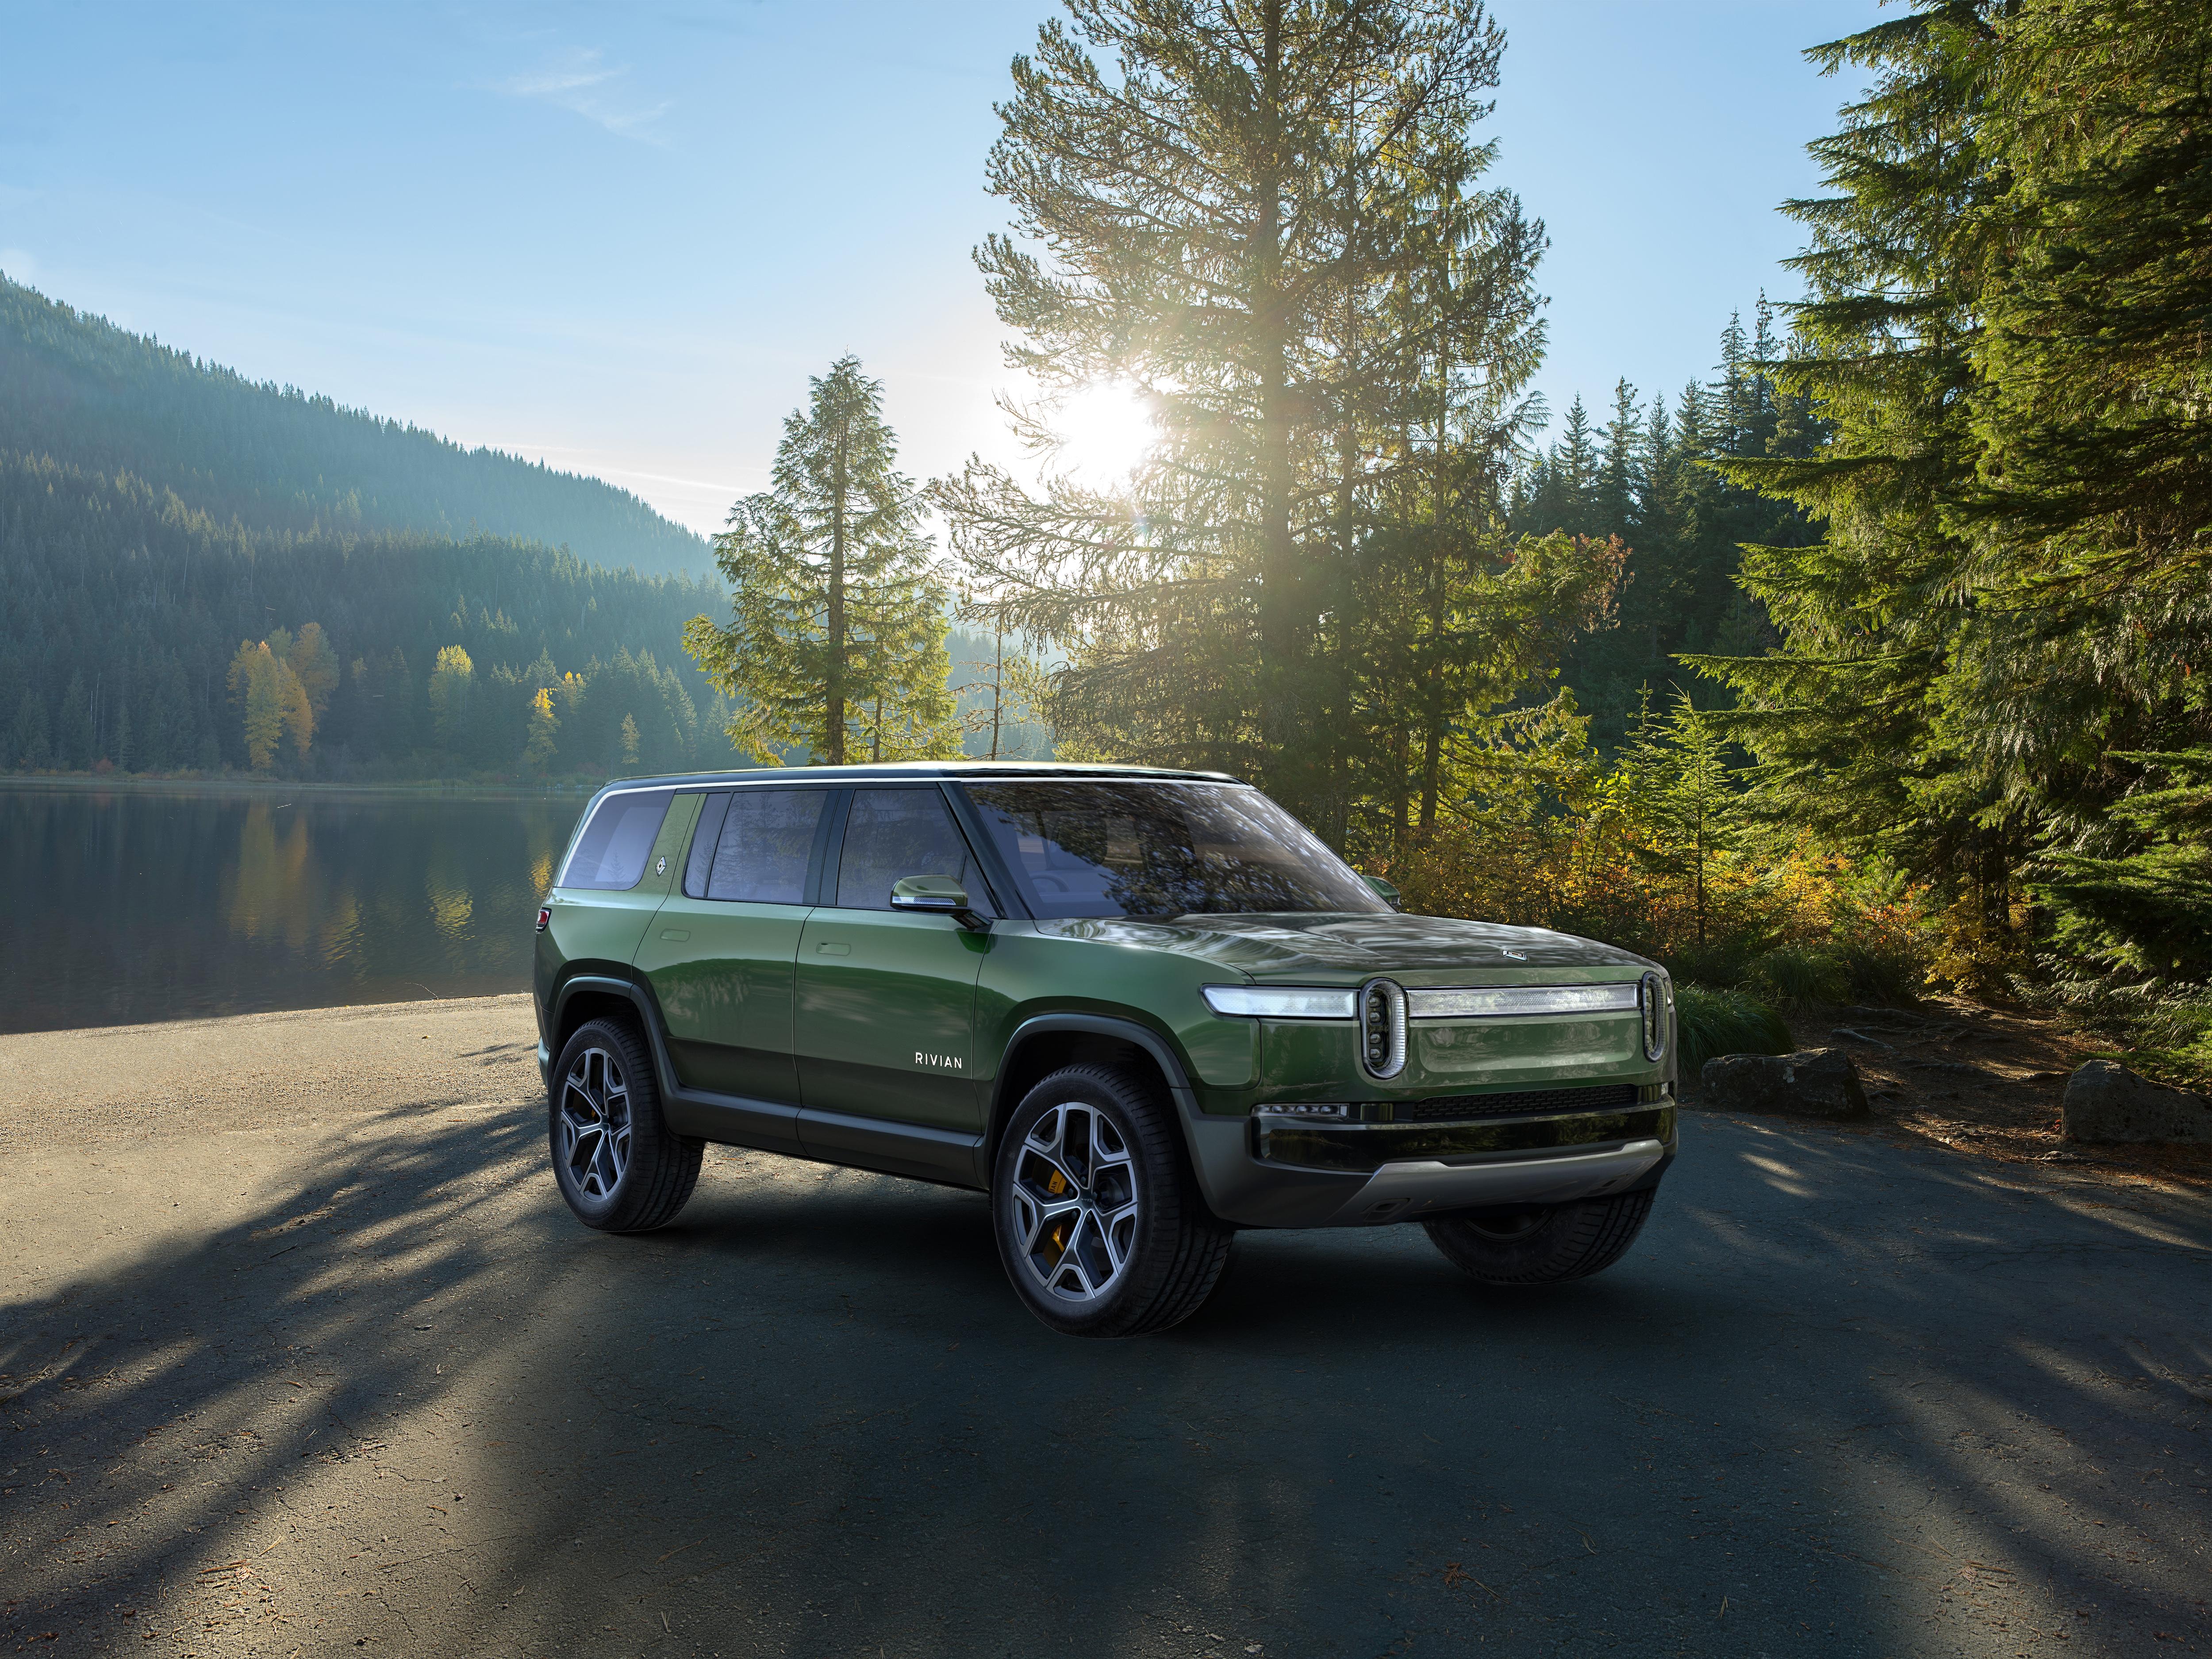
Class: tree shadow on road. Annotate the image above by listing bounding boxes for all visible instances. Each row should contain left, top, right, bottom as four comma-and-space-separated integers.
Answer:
3, 1105, 2207, 1657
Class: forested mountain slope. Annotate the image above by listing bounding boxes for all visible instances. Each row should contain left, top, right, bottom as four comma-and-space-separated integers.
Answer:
0, 454, 727, 776
0, 275, 733, 778
0, 274, 711, 577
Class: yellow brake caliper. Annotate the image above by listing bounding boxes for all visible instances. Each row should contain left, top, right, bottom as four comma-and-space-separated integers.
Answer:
1043, 1167, 1071, 1263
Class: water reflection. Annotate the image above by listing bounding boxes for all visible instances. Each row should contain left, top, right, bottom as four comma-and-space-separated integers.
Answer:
0, 783, 586, 1033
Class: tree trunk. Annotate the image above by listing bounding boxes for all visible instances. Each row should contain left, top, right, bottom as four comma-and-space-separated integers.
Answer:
1253, 0, 1300, 809
826, 411, 849, 764
990, 628, 1004, 761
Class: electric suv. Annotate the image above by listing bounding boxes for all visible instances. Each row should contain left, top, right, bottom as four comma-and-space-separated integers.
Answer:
534, 763, 1677, 1336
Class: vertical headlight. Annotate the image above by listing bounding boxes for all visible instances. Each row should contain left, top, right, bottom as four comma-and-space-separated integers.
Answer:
1358, 978, 1407, 1079
1638, 971, 1667, 1062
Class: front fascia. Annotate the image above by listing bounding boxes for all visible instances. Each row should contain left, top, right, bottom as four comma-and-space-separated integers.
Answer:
1251, 963, 1672, 1106
973, 935, 1676, 1117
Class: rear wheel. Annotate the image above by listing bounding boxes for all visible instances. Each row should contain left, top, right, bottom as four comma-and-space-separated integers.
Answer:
549, 1016, 702, 1233
1423, 1190, 1655, 1285
991, 1064, 1233, 1338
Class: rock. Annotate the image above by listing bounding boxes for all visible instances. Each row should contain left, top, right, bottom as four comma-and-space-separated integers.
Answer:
1699, 1048, 1870, 1120
2061, 1062, 2212, 1145
1831, 1026, 1896, 1051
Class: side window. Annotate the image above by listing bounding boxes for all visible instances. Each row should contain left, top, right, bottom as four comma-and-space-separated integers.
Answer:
683, 793, 732, 898
835, 788, 988, 912
558, 790, 675, 891
701, 789, 828, 904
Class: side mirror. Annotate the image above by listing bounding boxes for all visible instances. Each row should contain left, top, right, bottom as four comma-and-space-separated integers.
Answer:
891, 874, 991, 933
1362, 874, 1401, 909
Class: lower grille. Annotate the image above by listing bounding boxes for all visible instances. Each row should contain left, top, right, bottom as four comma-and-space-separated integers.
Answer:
1390, 1083, 1640, 1122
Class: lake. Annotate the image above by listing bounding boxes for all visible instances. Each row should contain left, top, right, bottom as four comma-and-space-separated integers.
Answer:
0, 782, 591, 1034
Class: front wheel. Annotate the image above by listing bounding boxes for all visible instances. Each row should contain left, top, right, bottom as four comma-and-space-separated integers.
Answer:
549, 1017, 703, 1233
1423, 1189, 1655, 1285
991, 1065, 1233, 1338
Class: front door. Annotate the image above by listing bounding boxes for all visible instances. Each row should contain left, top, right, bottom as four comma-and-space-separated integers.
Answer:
794, 786, 994, 1134
634, 786, 833, 1108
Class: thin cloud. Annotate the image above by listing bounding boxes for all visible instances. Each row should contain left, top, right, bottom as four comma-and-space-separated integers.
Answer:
492, 49, 671, 143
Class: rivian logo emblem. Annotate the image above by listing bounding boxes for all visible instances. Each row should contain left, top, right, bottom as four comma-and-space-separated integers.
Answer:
914, 1052, 964, 1071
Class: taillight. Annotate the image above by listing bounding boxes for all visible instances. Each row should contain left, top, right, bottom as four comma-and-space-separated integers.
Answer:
535, 906, 552, 933
1357, 978, 1407, 1079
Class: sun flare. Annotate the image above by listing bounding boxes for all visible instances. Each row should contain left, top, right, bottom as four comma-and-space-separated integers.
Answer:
1052, 381, 1157, 486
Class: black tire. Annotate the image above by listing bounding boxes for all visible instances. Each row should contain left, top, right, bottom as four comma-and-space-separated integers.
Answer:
1422, 1189, 1655, 1286
991, 1064, 1233, 1338
549, 1016, 703, 1233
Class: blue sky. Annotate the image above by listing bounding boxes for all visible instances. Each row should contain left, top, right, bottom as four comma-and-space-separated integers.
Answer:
0, 0, 1876, 536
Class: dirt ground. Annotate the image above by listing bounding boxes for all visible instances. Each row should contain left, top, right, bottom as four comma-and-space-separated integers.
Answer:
3, 996, 2208, 1658
1762, 998, 2212, 1187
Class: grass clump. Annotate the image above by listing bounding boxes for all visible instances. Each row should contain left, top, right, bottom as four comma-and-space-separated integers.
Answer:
1675, 983, 1795, 1075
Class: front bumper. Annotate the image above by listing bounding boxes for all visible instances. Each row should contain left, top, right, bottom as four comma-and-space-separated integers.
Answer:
1178, 1098, 1677, 1229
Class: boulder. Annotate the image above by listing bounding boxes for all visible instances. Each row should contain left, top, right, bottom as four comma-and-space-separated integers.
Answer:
2061, 1061, 2212, 1145
1699, 1048, 1870, 1121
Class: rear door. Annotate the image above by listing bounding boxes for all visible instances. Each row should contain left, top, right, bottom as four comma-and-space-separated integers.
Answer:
633, 786, 834, 1116
794, 785, 995, 1136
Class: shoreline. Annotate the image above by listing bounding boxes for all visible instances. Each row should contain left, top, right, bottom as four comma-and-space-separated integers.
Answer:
0, 772, 607, 799
0, 991, 540, 1149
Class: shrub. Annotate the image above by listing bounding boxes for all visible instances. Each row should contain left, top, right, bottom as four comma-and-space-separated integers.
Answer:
1827, 935, 1926, 1006
1675, 984, 1794, 1074
1744, 945, 1847, 1010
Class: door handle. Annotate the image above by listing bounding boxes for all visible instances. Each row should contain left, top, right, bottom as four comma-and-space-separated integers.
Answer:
815, 941, 851, 956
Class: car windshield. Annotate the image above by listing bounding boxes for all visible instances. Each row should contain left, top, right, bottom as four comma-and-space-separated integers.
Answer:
962, 780, 1388, 919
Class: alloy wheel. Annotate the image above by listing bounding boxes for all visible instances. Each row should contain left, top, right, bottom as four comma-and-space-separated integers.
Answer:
1011, 1102, 1141, 1304
559, 1045, 632, 1200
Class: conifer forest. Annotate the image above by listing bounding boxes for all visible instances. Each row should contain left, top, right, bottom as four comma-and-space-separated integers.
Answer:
4, 0, 2208, 1076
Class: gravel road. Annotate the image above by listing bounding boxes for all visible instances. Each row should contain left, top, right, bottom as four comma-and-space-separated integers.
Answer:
2, 997, 2207, 1657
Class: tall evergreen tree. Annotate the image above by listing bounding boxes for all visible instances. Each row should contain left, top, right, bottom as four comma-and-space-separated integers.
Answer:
686, 357, 954, 766
938, 0, 1572, 841
1695, 0, 2212, 989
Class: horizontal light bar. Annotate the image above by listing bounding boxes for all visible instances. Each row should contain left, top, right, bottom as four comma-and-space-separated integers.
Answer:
1407, 983, 1641, 1021
1202, 985, 1358, 1021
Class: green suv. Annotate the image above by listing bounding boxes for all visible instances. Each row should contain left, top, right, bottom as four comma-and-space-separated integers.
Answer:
534, 763, 1677, 1336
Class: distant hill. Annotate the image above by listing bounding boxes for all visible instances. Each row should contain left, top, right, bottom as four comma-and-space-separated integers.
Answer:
0, 273, 714, 578
0, 275, 739, 780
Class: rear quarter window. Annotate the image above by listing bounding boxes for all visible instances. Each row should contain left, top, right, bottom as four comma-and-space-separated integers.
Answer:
558, 789, 675, 891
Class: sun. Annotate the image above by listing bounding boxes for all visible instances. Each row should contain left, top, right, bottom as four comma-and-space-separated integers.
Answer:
1052, 381, 1157, 487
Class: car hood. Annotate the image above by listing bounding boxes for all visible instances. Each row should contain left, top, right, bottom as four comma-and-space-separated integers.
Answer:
1034, 911, 1655, 981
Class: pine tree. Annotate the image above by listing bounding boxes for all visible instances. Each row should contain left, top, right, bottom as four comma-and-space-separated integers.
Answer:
427, 645, 474, 750
2032, 749, 2212, 986
1623, 691, 1739, 947
56, 671, 94, 768
1686, 0, 2212, 985
523, 688, 560, 772
288, 622, 338, 720
8, 687, 48, 768
937, 0, 1555, 837
685, 357, 951, 765
1596, 380, 1641, 535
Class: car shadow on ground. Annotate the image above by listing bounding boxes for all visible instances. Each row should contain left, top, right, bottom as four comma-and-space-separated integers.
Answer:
3, 1106, 2207, 1657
